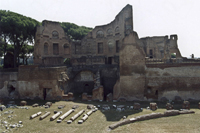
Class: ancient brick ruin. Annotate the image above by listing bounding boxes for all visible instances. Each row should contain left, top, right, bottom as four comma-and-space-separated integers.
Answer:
1, 4, 200, 101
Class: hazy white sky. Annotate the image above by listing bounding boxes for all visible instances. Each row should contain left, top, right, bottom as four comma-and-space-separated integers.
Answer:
0, 0, 200, 57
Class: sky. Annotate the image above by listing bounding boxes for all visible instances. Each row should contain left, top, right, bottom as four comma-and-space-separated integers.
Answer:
0, 0, 200, 58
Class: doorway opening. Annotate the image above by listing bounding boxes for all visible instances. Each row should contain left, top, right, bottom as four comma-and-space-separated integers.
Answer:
43, 88, 47, 100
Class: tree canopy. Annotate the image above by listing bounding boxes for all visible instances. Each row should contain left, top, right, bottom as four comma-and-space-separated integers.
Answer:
0, 10, 40, 68
60, 22, 92, 40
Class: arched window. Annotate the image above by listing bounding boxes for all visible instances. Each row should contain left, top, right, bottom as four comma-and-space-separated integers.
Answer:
44, 43, 48, 55
96, 30, 104, 38
107, 28, 113, 35
63, 44, 70, 55
115, 27, 119, 33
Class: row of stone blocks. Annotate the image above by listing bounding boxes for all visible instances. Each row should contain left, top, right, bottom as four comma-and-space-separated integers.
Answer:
29, 104, 98, 124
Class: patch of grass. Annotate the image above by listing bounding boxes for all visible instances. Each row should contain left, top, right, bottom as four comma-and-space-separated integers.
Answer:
0, 100, 200, 133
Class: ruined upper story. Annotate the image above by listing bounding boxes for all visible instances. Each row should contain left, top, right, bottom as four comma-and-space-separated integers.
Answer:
34, 20, 72, 65
33, 4, 186, 66
137, 34, 182, 61
71, 4, 133, 65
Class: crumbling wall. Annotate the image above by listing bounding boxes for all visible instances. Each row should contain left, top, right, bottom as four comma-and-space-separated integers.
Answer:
114, 32, 146, 101
0, 72, 18, 99
16, 65, 66, 99
71, 4, 133, 66
146, 66, 200, 100
138, 35, 182, 61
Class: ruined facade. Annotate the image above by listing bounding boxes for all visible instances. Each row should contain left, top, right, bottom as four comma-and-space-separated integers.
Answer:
1, 4, 200, 101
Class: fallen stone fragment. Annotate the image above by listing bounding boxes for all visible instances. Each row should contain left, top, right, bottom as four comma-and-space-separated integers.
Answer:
32, 103, 39, 107
57, 119, 62, 123
67, 120, 72, 124
150, 103, 158, 111
45, 102, 52, 107
133, 103, 141, 110
166, 103, 173, 110
109, 110, 196, 130
58, 105, 66, 109
30, 112, 42, 119
50, 111, 62, 121
72, 105, 79, 109
179, 110, 195, 114
182, 101, 190, 110
59, 109, 74, 120
40, 112, 51, 120
81, 114, 88, 121
86, 110, 93, 116
10, 124, 16, 128
20, 101, 27, 106
164, 110, 179, 116
70, 110, 85, 122
78, 120, 83, 124
87, 104, 94, 109
0, 105, 6, 111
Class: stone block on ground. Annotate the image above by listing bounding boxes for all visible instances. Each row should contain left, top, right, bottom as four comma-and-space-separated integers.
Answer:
0, 105, 6, 111
32, 103, 39, 107
106, 93, 113, 102
72, 105, 79, 109
92, 86, 104, 101
87, 95, 92, 101
82, 93, 88, 101
182, 101, 190, 110
58, 105, 66, 109
67, 92, 74, 101
45, 102, 52, 107
87, 104, 94, 109
164, 110, 179, 116
150, 103, 157, 111
133, 103, 141, 110
166, 103, 173, 110
20, 101, 27, 106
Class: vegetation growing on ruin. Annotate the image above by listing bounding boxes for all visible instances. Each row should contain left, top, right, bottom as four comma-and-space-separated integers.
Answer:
0, 10, 40, 68
60, 22, 92, 40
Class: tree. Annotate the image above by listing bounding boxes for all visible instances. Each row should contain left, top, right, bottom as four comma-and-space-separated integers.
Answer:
0, 10, 40, 68
19, 44, 34, 65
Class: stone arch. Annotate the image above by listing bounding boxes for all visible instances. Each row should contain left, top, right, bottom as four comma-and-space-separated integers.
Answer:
44, 43, 48, 55
52, 30, 59, 38
115, 26, 120, 33
63, 44, 70, 55
107, 28, 113, 35
73, 70, 95, 95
